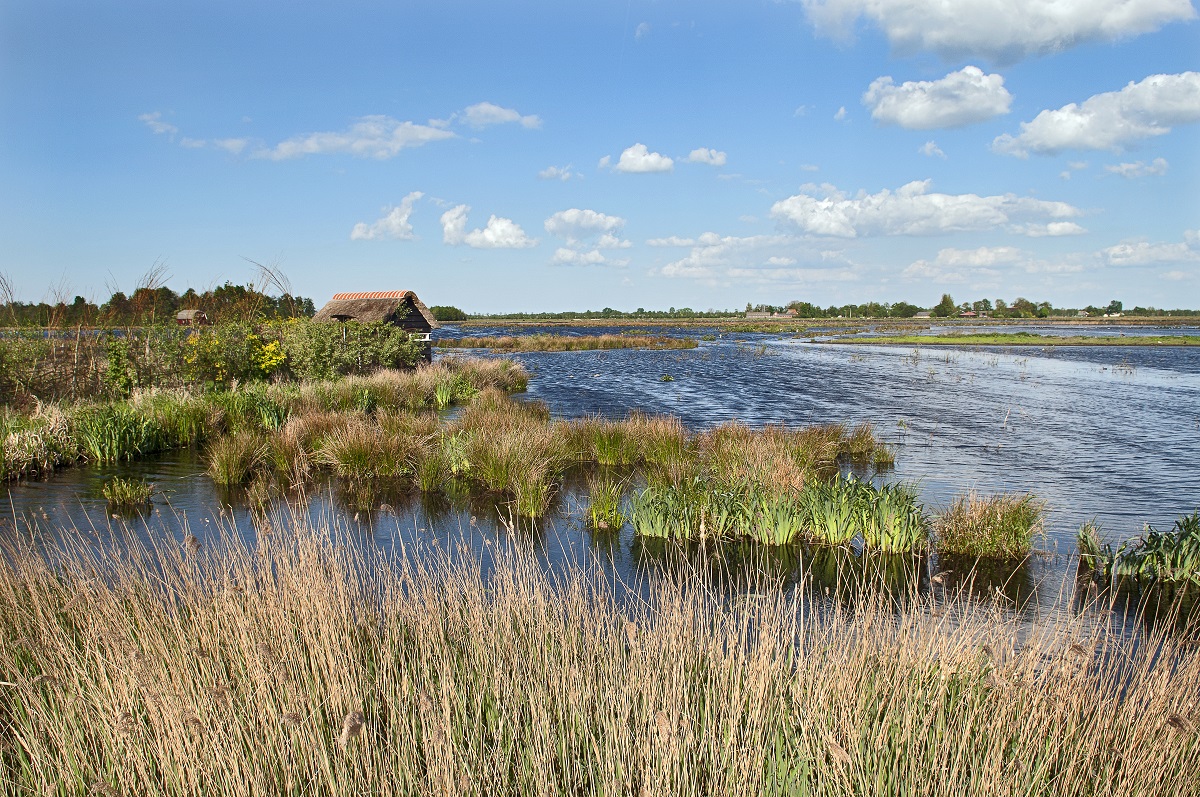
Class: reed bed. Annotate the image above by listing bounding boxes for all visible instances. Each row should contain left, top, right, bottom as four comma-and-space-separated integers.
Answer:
1, 515, 1196, 796
436, 334, 698, 352
99, 476, 154, 507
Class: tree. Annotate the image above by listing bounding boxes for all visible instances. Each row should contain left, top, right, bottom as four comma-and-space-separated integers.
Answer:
1106, 299, 1123, 315
931, 294, 957, 317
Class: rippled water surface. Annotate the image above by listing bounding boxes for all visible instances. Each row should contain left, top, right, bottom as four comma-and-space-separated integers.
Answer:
5, 325, 1198, 612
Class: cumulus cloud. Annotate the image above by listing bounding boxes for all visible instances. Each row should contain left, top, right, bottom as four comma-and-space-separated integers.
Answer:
549, 247, 628, 266
440, 205, 537, 249
1105, 157, 1169, 178
769, 180, 1082, 238
260, 115, 455, 160
544, 208, 625, 240
139, 112, 178, 136
687, 147, 727, 166
538, 164, 579, 180
863, 66, 1011, 129
635, 22, 651, 39
459, 102, 542, 130
834, 106, 848, 121
545, 209, 630, 265
605, 143, 674, 173
1101, 231, 1200, 266
351, 192, 424, 241
994, 72, 1200, 156
800, 0, 1197, 63
919, 141, 946, 158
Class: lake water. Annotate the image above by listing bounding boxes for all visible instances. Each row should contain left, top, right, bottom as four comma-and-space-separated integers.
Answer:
4, 325, 1198, 615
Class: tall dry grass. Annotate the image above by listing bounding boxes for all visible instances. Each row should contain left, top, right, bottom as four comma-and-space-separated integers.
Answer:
1, 514, 1197, 796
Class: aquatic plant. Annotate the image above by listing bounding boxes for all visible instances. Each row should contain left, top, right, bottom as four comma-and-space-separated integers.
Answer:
72, 404, 156, 464
1079, 512, 1200, 587
749, 491, 805, 546
799, 476, 862, 545
100, 476, 154, 506
858, 482, 929, 553
935, 492, 1045, 559
586, 473, 626, 530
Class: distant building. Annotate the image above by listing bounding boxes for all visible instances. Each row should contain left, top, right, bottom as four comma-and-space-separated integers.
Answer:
914, 311, 932, 319
960, 310, 977, 318
313, 291, 440, 339
175, 309, 209, 326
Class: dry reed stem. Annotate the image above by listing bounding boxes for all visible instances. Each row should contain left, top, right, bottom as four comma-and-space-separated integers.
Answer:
1, 511, 1196, 796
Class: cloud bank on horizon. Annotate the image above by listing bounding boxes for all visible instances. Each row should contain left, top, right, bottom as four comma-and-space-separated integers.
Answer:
3, 0, 1198, 310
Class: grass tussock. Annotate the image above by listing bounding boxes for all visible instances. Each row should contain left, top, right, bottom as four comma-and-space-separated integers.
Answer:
1, 516, 1197, 797
935, 492, 1045, 559
436, 334, 698, 352
1, 358, 526, 482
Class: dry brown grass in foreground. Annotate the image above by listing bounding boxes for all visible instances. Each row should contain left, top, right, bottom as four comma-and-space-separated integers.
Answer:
1, 515, 1198, 796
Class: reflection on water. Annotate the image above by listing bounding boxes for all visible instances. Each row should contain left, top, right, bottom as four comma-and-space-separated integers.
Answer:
4, 326, 1198, 623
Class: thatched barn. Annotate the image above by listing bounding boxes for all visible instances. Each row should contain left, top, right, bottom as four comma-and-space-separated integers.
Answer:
313, 291, 440, 337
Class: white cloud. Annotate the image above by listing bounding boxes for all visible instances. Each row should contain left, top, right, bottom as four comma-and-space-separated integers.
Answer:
544, 208, 625, 239
545, 209, 630, 265
903, 246, 1083, 282
647, 235, 700, 247
549, 247, 628, 268
919, 141, 946, 158
440, 205, 537, 249
214, 138, 249, 155
657, 234, 856, 284
834, 106, 848, 121
1105, 157, 1169, 178
459, 102, 542, 130
597, 233, 632, 249
1101, 231, 1200, 266
863, 66, 1011, 129
635, 22, 651, 39
687, 147, 727, 166
260, 115, 455, 160
994, 72, 1200, 156
139, 112, 178, 136
800, 0, 1197, 63
538, 164, 579, 181
1017, 221, 1088, 237
351, 192, 424, 241
769, 180, 1082, 238
606, 143, 674, 173
1162, 270, 1191, 280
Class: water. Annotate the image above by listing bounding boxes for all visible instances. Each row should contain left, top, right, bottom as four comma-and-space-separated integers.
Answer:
4, 326, 1198, 614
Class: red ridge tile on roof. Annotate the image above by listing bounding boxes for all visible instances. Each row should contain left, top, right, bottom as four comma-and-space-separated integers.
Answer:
330, 291, 413, 300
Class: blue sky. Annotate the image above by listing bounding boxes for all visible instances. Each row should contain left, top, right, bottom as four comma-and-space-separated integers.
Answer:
2, 0, 1198, 312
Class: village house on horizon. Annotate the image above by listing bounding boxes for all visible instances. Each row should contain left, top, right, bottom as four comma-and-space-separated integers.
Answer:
312, 290, 440, 340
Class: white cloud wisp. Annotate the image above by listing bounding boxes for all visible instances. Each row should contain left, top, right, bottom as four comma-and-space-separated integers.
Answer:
441, 205, 537, 249
351, 192, 424, 241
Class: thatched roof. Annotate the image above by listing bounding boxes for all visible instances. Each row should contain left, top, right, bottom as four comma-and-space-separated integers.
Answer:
312, 291, 440, 330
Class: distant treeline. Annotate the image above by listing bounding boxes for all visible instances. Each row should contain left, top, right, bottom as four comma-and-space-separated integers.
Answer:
0, 282, 316, 328
432, 296, 1199, 321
